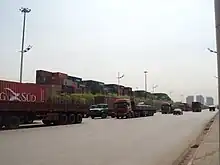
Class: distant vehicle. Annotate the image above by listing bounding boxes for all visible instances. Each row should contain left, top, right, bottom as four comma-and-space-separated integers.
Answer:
192, 102, 202, 112
173, 108, 183, 115
113, 98, 156, 119
209, 105, 216, 111
161, 103, 174, 114
89, 104, 108, 119
179, 103, 191, 111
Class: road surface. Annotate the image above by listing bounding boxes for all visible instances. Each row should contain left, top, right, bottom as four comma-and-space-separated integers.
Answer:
0, 110, 218, 165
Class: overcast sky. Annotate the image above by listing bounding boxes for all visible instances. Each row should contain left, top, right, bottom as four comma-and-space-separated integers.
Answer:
0, 0, 217, 102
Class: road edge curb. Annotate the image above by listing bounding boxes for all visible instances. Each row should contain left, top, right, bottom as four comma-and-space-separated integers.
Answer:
172, 111, 219, 165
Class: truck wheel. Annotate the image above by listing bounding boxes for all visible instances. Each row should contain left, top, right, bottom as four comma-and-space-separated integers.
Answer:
101, 113, 107, 119
0, 116, 2, 129
76, 114, 82, 123
150, 112, 154, 116
24, 119, 34, 124
91, 116, 95, 119
42, 120, 51, 125
111, 113, 116, 118
68, 114, 76, 124
5, 116, 20, 129
59, 114, 68, 125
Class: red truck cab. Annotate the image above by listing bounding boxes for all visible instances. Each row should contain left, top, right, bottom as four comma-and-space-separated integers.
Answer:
113, 99, 134, 119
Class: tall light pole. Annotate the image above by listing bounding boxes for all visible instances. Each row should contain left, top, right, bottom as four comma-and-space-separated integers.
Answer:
117, 72, 124, 96
214, 0, 220, 106
144, 71, 148, 99
19, 7, 31, 83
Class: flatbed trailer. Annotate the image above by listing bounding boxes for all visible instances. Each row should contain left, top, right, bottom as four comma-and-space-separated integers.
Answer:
0, 79, 90, 129
113, 99, 156, 119
0, 100, 88, 129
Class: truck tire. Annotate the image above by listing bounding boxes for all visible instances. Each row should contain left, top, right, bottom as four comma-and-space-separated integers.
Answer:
149, 112, 154, 116
59, 114, 68, 125
5, 116, 20, 129
0, 116, 2, 129
126, 112, 131, 119
68, 114, 76, 124
24, 119, 34, 124
101, 113, 108, 119
76, 114, 82, 123
111, 113, 116, 118
91, 115, 95, 119
42, 120, 51, 125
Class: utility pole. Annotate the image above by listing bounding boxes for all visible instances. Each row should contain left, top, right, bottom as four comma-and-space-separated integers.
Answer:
144, 71, 147, 99
215, 0, 220, 106
19, 7, 31, 83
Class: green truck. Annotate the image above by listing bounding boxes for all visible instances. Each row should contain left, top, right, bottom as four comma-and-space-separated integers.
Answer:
89, 104, 108, 119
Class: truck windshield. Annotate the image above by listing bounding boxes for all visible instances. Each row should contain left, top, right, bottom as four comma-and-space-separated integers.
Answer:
90, 105, 97, 109
97, 104, 107, 108
115, 102, 129, 108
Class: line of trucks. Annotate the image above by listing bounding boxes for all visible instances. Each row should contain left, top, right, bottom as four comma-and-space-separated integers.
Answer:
0, 80, 157, 129
0, 79, 216, 129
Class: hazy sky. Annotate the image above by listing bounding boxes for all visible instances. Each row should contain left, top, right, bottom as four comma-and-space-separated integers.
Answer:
0, 0, 217, 102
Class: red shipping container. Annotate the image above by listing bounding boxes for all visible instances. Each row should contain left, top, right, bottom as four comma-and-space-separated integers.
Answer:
0, 80, 46, 102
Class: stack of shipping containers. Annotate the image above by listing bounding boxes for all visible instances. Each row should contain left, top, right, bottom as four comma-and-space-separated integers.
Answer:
104, 84, 118, 95
36, 70, 83, 95
123, 87, 132, 96
36, 70, 133, 96
83, 80, 105, 94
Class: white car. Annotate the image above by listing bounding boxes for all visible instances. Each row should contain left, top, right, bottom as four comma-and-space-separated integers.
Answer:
173, 108, 183, 115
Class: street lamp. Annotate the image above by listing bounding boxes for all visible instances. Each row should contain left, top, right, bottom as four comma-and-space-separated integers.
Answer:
144, 71, 148, 99
214, 0, 220, 106
207, 48, 217, 54
19, 7, 31, 83
117, 72, 124, 96
152, 84, 158, 93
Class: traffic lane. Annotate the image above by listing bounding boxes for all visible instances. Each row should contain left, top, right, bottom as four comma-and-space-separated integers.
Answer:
0, 110, 218, 165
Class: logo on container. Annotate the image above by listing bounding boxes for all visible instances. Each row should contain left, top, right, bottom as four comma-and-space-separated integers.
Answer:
0, 88, 37, 102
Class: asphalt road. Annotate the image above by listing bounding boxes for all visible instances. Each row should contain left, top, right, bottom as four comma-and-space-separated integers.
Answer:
0, 110, 218, 165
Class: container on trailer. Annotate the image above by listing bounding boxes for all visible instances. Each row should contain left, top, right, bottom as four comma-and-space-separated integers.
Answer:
43, 84, 62, 100
0, 80, 46, 102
